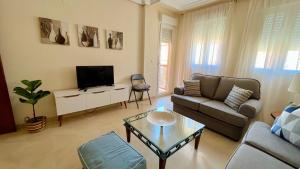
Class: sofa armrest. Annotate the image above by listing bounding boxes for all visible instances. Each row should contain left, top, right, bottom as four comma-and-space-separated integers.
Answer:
238, 99, 262, 118
174, 87, 184, 95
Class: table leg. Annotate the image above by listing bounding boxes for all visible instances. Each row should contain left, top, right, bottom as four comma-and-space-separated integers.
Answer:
159, 158, 166, 169
194, 135, 200, 150
123, 101, 127, 109
126, 127, 131, 143
58, 115, 63, 127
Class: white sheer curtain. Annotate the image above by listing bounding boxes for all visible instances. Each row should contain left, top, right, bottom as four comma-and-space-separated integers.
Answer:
175, 2, 234, 86
234, 0, 300, 123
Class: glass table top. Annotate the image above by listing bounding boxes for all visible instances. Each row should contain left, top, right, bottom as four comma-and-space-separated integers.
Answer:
123, 107, 205, 153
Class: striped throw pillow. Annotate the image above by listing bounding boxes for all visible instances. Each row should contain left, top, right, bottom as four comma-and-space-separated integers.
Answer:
224, 85, 253, 111
183, 80, 201, 96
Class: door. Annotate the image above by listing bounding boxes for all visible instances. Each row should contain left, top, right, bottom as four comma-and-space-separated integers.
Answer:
158, 27, 173, 95
0, 55, 16, 134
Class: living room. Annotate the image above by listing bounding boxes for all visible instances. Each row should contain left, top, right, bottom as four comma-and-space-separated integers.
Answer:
0, 0, 299, 169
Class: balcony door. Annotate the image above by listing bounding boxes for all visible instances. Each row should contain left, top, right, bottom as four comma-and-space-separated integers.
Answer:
158, 26, 174, 95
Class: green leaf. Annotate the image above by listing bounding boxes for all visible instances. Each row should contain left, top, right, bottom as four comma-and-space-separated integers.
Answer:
15, 80, 50, 106
33, 90, 50, 100
21, 80, 42, 92
31, 80, 42, 91
14, 87, 32, 99
19, 98, 36, 105
21, 80, 31, 87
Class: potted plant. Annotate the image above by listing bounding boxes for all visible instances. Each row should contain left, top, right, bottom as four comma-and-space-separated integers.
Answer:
14, 80, 50, 132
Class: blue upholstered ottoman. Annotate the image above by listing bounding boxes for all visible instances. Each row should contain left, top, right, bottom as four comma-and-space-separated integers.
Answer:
78, 131, 146, 169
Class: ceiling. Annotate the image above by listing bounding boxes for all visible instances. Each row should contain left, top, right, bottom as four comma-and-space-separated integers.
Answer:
129, 0, 220, 11
161, 0, 219, 11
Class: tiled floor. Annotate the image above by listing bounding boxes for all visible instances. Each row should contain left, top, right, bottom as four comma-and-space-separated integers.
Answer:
0, 96, 239, 169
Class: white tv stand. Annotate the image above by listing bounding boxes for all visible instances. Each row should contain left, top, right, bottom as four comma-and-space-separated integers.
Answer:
53, 84, 129, 126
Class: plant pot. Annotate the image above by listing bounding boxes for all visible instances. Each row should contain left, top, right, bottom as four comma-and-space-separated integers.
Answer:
24, 116, 47, 133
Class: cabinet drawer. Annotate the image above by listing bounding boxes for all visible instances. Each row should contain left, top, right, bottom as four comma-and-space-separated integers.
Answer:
86, 91, 110, 109
55, 94, 85, 115
111, 88, 129, 103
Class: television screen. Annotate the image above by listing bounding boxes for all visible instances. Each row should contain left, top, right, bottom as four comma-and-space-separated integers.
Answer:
76, 66, 114, 89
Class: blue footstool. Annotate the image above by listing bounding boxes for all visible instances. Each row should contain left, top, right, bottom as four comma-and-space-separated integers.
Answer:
78, 131, 146, 169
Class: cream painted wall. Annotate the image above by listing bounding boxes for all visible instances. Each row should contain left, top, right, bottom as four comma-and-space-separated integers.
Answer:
0, 0, 144, 124
143, 3, 179, 97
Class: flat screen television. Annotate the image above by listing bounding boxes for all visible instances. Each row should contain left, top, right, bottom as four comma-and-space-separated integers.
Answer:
76, 66, 114, 89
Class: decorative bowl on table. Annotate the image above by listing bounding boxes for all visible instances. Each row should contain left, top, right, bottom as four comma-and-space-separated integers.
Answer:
147, 110, 176, 127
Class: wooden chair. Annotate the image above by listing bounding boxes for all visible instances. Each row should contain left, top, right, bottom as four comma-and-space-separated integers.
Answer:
128, 74, 151, 108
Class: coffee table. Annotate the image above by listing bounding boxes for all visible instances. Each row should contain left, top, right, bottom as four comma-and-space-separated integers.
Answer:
123, 107, 205, 169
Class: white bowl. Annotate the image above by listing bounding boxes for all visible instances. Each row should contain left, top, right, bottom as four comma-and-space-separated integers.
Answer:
147, 111, 176, 127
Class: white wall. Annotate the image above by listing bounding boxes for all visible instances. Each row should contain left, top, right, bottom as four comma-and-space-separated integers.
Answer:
0, 0, 144, 124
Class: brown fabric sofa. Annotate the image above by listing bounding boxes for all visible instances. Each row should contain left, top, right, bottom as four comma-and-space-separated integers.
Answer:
171, 74, 262, 140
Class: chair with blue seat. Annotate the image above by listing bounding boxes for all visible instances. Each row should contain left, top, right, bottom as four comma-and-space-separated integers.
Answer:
128, 74, 151, 108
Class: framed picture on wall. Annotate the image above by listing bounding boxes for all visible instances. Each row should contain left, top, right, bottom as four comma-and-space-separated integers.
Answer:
39, 17, 70, 45
77, 25, 99, 48
105, 30, 123, 50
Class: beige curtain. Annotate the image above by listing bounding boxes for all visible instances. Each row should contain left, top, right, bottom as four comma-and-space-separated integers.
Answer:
174, 2, 234, 86
234, 0, 300, 123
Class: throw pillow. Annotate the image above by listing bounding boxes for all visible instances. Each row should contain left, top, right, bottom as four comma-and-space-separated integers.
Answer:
183, 80, 201, 97
224, 85, 253, 111
271, 104, 300, 148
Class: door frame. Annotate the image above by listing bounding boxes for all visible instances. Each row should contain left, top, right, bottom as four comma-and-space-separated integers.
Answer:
157, 22, 177, 96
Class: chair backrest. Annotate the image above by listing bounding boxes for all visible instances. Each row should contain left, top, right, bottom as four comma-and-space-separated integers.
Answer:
131, 74, 144, 80
131, 74, 146, 85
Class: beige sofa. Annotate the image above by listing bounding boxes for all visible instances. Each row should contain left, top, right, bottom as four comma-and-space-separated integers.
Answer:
171, 73, 262, 140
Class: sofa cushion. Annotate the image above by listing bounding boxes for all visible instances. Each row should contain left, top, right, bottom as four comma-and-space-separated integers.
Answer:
199, 100, 248, 127
214, 77, 260, 101
192, 73, 220, 99
271, 104, 300, 148
183, 80, 201, 96
174, 87, 184, 95
244, 121, 300, 168
225, 144, 294, 169
224, 85, 253, 111
78, 131, 146, 169
171, 94, 210, 111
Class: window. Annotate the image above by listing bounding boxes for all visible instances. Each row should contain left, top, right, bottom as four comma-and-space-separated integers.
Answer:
185, 3, 232, 75
284, 12, 300, 71
192, 18, 224, 67
255, 12, 284, 69
254, 10, 300, 71
284, 51, 300, 70
159, 27, 173, 94
160, 43, 169, 65
208, 43, 219, 65
255, 51, 267, 68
